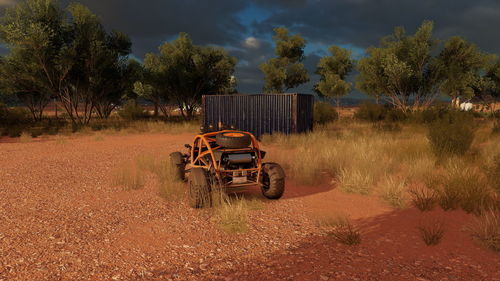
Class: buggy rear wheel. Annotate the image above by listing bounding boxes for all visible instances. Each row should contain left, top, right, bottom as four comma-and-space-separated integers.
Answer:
169, 152, 185, 181
261, 163, 285, 199
188, 168, 211, 208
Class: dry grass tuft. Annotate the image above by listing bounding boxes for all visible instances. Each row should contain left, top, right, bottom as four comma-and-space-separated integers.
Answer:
135, 154, 185, 201
318, 215, 361, 245
112, 163, 145, 190
337, 168, 373, 195
418, 218, 445, 246
468, 209, 500, 252
380, 176, 407, 208
436, 161, 495, 214
93, 133, 105, 141
215, 195, 249, 233
19, 132, 32, 143
409, 184, 437, 211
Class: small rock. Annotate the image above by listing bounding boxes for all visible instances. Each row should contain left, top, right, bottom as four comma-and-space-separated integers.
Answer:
319, 275, 329, 280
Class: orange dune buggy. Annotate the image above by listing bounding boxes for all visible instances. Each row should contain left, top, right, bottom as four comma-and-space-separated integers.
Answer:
170, 130, 285, 208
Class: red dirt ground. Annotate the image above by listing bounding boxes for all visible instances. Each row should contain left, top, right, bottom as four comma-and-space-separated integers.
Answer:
0, 133, 498, 281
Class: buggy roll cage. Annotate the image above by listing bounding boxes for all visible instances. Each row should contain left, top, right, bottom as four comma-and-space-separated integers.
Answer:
189, 130, 263, 187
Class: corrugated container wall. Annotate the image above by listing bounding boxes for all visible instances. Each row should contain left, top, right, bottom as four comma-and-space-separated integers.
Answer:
202, 94, 314, 138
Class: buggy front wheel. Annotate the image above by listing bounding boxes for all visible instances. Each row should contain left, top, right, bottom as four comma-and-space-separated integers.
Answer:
188, 168, 211, 208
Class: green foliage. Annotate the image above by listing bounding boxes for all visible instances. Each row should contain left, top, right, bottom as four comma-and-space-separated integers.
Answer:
144, 33, 236, 119
427, 111, 475, 157
0, 104, 31, 137
356, 20, 440, 111
437, 37, 493, 101
261, 27, 309, 93
314, 101, 339, 124
0, 0, 132, 124
118, 100, 147, 121
354, 102, 386, 122
316, 45, 354, 107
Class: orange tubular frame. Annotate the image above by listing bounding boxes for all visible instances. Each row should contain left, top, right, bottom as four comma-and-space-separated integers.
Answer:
188, 130, 263, 188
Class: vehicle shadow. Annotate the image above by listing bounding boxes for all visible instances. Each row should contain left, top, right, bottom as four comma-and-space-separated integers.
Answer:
224, 176, 335, 201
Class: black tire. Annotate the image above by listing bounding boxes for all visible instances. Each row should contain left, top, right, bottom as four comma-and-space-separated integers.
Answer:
261, 163, 285, 199
216, 132, 251, 149
188, 168, 211, 208
169, 152, 185, 181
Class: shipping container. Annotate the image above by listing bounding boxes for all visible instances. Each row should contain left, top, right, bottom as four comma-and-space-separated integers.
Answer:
202, 93, 314, 138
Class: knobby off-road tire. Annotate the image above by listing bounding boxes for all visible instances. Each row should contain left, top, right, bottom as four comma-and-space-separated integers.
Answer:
188, 168, 212, 208
216, 132, 251, 149
169, 152, 186, 181
261, 163, 285, 199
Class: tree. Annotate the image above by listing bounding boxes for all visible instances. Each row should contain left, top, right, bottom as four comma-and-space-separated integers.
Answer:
356, 20, 441, 111
146, 33, 236, 119
315, 45, 354, 108
260, 27, 309, 93
0, 51, 52, 121
0, 0, 132, 124
133, 53, 172, 118
436, 36, 492, 106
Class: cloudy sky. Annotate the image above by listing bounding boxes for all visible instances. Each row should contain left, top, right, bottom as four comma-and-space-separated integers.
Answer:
1, 0, 500, 96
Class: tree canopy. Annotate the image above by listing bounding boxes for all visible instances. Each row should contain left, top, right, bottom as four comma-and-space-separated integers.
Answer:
315, 45, 355, 107
0, 0, 132, 124
260, 27, 309, 93
142, 33, 237, 119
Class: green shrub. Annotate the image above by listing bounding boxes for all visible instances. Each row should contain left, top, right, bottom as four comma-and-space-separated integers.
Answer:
354, 102, 386, 122
385, 108, 407, 122
0, 104, 31, 126
417, 105, 452, 124
118, 100, 147, 121
314, 101, 339, 124
427, 111, 475, 157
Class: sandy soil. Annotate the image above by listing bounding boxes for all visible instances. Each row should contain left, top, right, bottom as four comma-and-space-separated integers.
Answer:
0, 133, 498, 281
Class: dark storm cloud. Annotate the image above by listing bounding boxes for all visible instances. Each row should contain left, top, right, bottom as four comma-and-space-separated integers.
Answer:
252, 0, 500, 54
57, 0, 250, 57
1, 0, 499, 93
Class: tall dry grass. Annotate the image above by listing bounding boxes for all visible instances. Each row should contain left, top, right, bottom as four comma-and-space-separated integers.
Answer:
468, 209, 500, 252
135, 154, 185, 201
112, 162, 145, 190
263, 120, 499, 213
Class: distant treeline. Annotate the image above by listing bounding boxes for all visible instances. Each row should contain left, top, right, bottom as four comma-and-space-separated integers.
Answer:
0, 0, 499, 126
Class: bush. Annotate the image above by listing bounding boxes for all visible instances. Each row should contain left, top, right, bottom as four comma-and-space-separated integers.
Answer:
354, 102, 386, 122
417, 105, 453, 124
435, 163, 495, 214
427, 111, 475, 157
418, 218, 445, 246
314, 101, 339, 124
118, 101, 147, 121
468, 210, 500, 252
380, 177, 407, 208
323, 216, 361, 245
0, 104, 33, 137
409, 185, 437, 212
385, 108, 407, 122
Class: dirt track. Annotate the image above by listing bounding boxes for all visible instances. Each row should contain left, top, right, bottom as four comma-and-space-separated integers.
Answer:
0, 133, 498, 281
